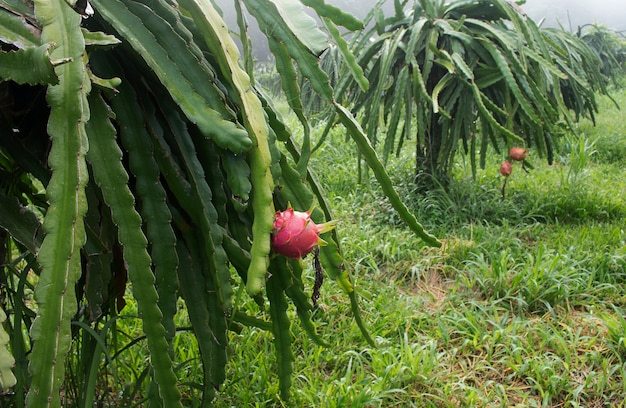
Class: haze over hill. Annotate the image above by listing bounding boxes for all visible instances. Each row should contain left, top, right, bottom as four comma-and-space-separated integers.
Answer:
226, 0, 626, 60
324, 0, 626, 30
521, 0, 626, 31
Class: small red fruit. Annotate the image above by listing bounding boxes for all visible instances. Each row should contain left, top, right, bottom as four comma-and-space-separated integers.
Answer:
509, 147, 528, 161
271, 208, 336, 259
500, 160, 513, 177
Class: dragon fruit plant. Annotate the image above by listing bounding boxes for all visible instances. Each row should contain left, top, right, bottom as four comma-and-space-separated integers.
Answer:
0, 0, 439, 405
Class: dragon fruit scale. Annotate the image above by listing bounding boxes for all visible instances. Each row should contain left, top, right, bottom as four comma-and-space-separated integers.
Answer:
271, 208, 336, 259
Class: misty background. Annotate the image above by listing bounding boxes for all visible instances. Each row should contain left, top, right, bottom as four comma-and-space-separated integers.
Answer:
323, 0, 626, 31
226, 0, 626, 61
500, 0, 626, 31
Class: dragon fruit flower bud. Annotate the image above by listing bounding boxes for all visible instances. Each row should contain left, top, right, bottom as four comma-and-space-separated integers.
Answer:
271, 208, 336, 259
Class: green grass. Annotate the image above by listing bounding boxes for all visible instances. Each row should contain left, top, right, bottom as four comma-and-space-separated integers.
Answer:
73, 90, 626, 407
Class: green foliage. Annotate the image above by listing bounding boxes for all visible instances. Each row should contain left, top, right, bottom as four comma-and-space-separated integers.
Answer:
0, 0, 439, 405
207, 91, 626, 407
578, 86, 626, 165
578, 23, 626, 85
330, 0, 613, 181
2, 0, 623, 405
0, 306, 16, 389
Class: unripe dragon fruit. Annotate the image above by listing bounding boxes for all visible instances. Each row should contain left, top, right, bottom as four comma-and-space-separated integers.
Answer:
271, 208, 335, 258
509, 147, 528, 162
500, 160, 513, 177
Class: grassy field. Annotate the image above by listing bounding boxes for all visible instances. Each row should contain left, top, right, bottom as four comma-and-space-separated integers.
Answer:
102, 90, 626, 407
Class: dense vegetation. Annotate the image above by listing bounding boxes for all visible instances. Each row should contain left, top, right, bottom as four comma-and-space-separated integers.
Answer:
0, 0, 435, 406
0, 0, 625, 406
206, 87, 626, 407
29, 88, 624, 407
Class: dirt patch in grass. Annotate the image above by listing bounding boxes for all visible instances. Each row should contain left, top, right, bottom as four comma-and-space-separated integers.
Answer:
399, 266, 454, 314
398, 238, 475, 310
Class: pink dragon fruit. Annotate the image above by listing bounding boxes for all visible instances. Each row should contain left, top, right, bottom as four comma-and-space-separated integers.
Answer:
271, 208, 335, 259
509, 147, 528, 162
499, 160, 513, 177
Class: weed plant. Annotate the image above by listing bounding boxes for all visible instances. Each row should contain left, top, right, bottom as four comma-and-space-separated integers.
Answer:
59, 89, 626, 407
